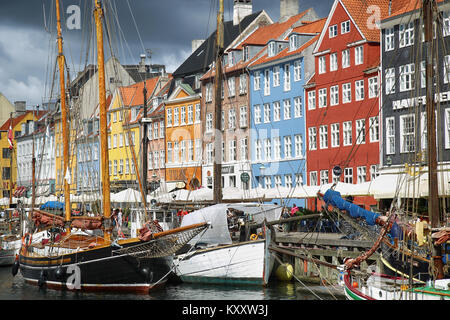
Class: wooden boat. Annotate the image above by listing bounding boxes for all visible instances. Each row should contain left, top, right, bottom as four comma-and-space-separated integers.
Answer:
173, 203, 281, 286
16, 0, 208, 293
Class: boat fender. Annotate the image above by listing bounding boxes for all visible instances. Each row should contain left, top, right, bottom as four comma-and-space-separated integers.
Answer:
55, 267, 65, 280
11, 256, 19, 277
250, 233, 258, 241
38, 270, 47, 288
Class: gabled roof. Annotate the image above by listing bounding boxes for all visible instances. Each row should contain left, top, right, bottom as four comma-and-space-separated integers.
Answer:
314, 0, 391, 54
385, 0, 445, 20
172, 11, 265, 78
0, 110, 46, 131
119, 77, 161, 107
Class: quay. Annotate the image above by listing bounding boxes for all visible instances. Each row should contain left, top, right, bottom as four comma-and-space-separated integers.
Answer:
271, 231, 382, 284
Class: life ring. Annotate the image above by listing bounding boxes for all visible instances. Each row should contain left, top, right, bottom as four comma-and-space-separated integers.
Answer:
22, 233, 32, 248
250, 233, 258, 241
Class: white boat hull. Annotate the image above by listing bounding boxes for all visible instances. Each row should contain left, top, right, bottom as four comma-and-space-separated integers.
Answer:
173, 240, 274, 286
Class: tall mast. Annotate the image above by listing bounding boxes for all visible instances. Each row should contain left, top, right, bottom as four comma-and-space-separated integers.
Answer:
423, 0, 443, 279
213, 0, 224, 203
55, 0, 71, 227
142, 81, 148, 198
31, 106, 38, 212
94, 0, 111, 242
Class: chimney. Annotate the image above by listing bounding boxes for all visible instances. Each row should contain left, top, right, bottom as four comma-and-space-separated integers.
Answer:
192, 40, 205, 53
138, 54, 146, 73
233, 0, 252, 26
280, 0, 299, 22
14, 101, 26, 112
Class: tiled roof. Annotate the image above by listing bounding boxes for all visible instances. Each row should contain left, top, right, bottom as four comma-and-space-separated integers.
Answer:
119, 77, 161, 107
340, 0, 391, 42
386, 0, 445, 19
0, 110, 46, 131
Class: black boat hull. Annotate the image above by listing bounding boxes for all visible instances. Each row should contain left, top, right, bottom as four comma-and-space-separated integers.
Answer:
19, 242, 172, 293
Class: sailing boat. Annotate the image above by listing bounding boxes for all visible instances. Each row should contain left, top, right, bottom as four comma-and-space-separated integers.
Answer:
320, 0, 450, 299
16, 0, 208, 293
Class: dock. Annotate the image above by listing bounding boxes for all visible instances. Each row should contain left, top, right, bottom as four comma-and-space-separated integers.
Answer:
272, 231, 382, 284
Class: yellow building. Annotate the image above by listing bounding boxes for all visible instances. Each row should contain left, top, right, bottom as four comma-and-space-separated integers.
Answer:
0, 111, 44, 200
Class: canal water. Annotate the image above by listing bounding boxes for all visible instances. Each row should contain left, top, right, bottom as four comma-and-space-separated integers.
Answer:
0, 265, 344, 301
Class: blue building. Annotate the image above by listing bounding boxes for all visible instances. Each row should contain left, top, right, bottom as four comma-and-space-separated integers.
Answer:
76, 118, 100, 197
248, 18, 325, 207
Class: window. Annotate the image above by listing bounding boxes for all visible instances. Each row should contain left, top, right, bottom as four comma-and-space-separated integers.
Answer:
148, 153, 153, 169
284, 64, 291, 91
153, 122, 158, 139
206, 143, 213, 164
308, 91, 316, 110
284, 136, 292, 158
368, 76, 379, 98
357, 166, 367, 183
319, 125, 328, 149
283, 99, 291, 119
264, 139, 271, 160
173, 108, 179, 126
290, 34, 298, 51
205, 83, 213, 102
295, 174, 303, 186
188, 140, 194, 161
386, 117, 395, 155
239, 106, 247, 128
445, 109, 450, 149
352, 80, 364, 101
255, 140, 262, 161
285, 175, 293, 189
294, 60, 301, 81
254, 105, 261, 124
385, 27, 394, 51
444, 11, 450, 37
228, 77, 235, 97
355, 46, 363, 65
195, 104, 201, 123
444, 55, 450, 84
369, 116, 379, 142
342, 49, 350, 68
113, 134, 117, 148
206, 113, 213, 132
330, 85, 339, 106
308, 127, 317, 150
400, 114, 415, 153
330, 53, 338, 71
329, 24, 337, 38
180, 140, 186, 162
195, 139, 201, 161
400, 63, 415, 92
180, 106, 186, 124
240, 138, 248, 160
294, 97, 302, 118
273, 66, 280, 87
221, 111, 225, 131
229, 108, 236, 129
173, 141, 179, 163
356, 119, 366, 144
273, 101, 281, 121
229, 140, 237, 161
263, 104, 271, 123
331, 123, 340, 147
167, 109, 172, 126
239, 74, 247, 94
273, 175, 281, 188
400, 22, 414, 47
319, 56, 326, 74
318, 88, 327, 108
188, 105, 194, 124
274, 137, 281, 160
320, 170, 329, 185
254, 71, 260, 90
343, 121, 352, 146
310, 171, 318, 186
294, 134, 303, 158
264, 176, 272, 189
385, 68, 395, 94
341, 20, 350, 34
344, 168, 353, 183
264, 69, 270, 95
342, 83, 351, 103
268, 41, 276, 57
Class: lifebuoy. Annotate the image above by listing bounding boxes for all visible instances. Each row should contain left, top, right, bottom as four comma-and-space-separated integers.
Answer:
250, 233, 258, 241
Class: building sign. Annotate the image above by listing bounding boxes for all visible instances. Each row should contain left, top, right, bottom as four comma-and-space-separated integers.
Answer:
221, 166, 234, 174
392, 91, 450, 110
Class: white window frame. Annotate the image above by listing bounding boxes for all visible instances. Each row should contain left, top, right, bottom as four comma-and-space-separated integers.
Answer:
283, 99, 291, 120
368, 76, 379, 98
319, 56, 326, 74
318, 88, 327, 108
356, 119, 366, 145
330, 85, 339, 106
330, 53, 338, 72
308, 91, 316, 110
294, 97, 302, 118
342, 49, 350, 68
386, 117, 395, 155
308, 127, 317, 150
342, 83, 351, 103
331, 123, 340, 147
294, 134, 303, 158
343, 121, 352, 146
399, 22, 414, 48
385, 67, 395, 94
369, 116, 379, 143
400, 114, 415, 153
319, 125, 328, 149
341, 20, 350, 34
355, 46, 363, 65
329, 24, 337, 38
273, 66, 280, 87
385, 27, 394, 51
294, 60, 301, 81
355, 80, 364, 101
273, 101, 281, 122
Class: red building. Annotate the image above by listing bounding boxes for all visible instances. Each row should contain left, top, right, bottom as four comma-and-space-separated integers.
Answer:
305, 0, 390, 211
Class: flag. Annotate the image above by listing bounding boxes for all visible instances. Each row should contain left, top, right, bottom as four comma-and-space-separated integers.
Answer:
7, 123, 13, 150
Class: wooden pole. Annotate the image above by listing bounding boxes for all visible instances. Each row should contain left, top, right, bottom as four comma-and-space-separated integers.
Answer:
213, 0, 224, 203
55, 0, 71, 229
94, 0, 111, 242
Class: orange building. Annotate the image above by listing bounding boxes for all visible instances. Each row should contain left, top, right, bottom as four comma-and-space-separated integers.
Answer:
165, 83, 202, 191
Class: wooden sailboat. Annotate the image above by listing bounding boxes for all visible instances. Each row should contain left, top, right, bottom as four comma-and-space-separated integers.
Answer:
16, 0, 208, 293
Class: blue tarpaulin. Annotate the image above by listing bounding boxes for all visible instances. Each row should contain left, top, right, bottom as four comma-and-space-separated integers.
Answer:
40, 201, 64, 210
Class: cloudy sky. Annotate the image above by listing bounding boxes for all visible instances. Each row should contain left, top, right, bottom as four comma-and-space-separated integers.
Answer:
0, 0, 333, 108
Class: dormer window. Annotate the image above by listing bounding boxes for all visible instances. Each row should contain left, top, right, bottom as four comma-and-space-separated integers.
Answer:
244, 46, 249, 61
268, 41, 276, 57
229, 52, 234, 66
289, 34, 298, 51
